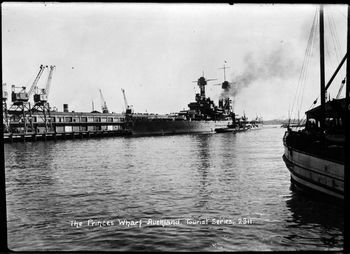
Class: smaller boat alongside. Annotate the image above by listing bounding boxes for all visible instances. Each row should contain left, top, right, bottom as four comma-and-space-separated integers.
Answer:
215, 123, 237, 133
215, 114, 263, 133
248, 116, 264, 130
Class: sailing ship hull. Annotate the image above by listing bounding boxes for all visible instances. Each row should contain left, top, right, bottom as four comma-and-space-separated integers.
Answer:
283, 132, 344, 200
130, 119, 231, 136
281, 5, 347, 202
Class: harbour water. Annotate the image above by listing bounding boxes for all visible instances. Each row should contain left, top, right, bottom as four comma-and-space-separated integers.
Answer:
5, 126, 344, 251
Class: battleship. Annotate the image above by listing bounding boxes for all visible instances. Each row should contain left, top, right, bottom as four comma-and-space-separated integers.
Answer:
125, 74, 235, 136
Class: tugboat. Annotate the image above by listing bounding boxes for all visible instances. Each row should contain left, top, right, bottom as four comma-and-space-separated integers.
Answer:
249, 115, 264, 129
215, 123, 237, 133
282, 5, 348, 200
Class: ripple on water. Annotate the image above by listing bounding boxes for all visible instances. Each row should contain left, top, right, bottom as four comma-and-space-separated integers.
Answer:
5, 127, 344, 251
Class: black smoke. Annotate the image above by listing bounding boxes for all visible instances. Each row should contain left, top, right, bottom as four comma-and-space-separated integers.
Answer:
221, 46, 298, 101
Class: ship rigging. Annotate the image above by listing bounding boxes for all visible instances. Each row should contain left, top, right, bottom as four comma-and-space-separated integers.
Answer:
282, 5, 349, 201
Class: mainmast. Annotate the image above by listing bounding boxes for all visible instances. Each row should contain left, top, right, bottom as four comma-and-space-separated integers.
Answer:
219, 62, 230, 81
319, 5, 326, 129
344, 4, 350, 253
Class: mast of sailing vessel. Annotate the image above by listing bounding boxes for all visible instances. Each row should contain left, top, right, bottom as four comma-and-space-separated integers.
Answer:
319, 5, 326, 130
344, 4, 350, 253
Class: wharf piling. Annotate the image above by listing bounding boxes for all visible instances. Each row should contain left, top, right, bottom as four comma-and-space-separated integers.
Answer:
3, 130, 132, 143
3, 105, 133, 143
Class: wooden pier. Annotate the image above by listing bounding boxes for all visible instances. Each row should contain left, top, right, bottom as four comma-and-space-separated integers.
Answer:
2, 108, 135, 143
3, 129, 132, 143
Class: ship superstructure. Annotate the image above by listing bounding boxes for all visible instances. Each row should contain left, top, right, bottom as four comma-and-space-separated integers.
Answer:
125, 73, 236, 136
185, 76, 233, 121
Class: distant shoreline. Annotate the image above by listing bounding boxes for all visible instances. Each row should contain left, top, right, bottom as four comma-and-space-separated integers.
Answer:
263, 119, 306, 125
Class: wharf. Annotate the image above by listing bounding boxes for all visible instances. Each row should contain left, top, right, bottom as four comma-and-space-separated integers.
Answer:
3, 130, 132, 143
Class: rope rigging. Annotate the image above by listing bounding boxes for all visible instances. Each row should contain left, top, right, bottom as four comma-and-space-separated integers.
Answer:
328, 9, 347, 99
290, 6, 347, 128
289, 7, 318, 125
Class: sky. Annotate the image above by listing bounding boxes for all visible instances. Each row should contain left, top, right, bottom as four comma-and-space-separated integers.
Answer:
2, 3, 348, 120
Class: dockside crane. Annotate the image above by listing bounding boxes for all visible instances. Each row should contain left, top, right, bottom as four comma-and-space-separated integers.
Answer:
2, 83, 8, 102
31, 65, 56, 133
11, 64, 47, 104
99, 89, 109, 113
121, 88, 133, 130
121, 88, 133, 114
2, 83, 9, 132
34, 65, 55, 104
8, 64, 47, 133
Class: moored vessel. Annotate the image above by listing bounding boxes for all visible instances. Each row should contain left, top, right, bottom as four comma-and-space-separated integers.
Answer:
282, 5, 348, 200
125, 71, 235, 136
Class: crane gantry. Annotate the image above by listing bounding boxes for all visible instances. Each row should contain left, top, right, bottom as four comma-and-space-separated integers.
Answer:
31, 65, 56, 133
8, 65, 49, 133
121, 88, 133, 114
34, 65, 55, 104
11, 64, 47, 104
99, 89, 109, 113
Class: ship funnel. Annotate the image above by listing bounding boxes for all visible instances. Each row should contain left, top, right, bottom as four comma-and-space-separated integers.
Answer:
63, 104, 69, 112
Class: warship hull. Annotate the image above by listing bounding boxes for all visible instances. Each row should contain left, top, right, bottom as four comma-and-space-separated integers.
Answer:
130, 119, 232, 136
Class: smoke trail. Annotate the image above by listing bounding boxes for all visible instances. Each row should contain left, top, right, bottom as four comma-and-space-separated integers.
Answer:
221, 46, 298, 100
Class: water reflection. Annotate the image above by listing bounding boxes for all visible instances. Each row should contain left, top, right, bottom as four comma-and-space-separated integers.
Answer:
6, 142, 61, 246
215, 133, 238, 185
285, 184, 344, 248
285, 186, 344, 231
194, 134, 211, 182
192, 134, 213, 213
5, 127, 344, 251
6, 142, 56, 193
